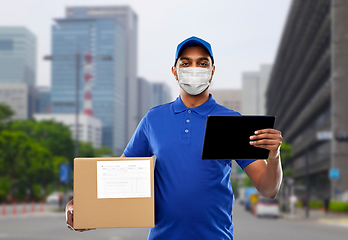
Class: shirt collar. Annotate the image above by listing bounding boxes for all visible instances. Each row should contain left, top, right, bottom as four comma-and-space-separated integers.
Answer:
173, 94, 217, 116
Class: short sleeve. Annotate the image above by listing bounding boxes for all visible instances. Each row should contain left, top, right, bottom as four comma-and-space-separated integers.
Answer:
235, 159, 257, 169
123, 115, 151, 157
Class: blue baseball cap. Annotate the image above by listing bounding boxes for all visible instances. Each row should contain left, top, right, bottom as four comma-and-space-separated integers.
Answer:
174, 36, 214, 66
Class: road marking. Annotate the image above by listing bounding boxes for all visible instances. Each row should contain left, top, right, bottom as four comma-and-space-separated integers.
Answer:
318, 218, 348, 228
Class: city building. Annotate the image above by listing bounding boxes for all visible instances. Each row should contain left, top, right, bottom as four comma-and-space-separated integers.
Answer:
34, 113, 102, 148
65, 6, 138, 152
0, 83, 35, 119
50, 6, 138, 155
266, 0, 348, 200
137, 77, 153, 122
0, 27, 37, 118
152, 82, 172, 107
137, 78, 174, 123
209, 89, 242, 113
36, 86, 50, 113
242, 65, 272, 115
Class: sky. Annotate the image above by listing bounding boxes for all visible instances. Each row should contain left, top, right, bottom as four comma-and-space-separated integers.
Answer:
0, 0, 291, 100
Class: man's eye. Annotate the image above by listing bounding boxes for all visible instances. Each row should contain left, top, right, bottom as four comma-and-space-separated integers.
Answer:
200, 62, 208, 66
181, 62, 189, 66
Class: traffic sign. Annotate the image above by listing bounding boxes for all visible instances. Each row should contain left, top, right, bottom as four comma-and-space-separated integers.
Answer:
329, 169, 340, 179
317, 131, 332, 141
60, 163, 71, 183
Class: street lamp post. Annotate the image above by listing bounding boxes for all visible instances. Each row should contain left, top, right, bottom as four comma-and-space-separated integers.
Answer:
44, 53, 112, 158
44, 53, 81, 158
75, 52, 80, 158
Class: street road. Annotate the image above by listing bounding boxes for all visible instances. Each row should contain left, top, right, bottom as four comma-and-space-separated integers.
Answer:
233, 202, 348, 240
0, 212, 150, 240
0, 203, 347, 240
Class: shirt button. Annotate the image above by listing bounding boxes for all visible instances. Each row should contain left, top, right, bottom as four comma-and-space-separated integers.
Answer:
188, 110, 191, 113
186, 119, 190, 123
185, 129, 189, 133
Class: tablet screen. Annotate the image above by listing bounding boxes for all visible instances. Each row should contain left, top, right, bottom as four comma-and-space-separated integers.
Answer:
201, 115, 275, 160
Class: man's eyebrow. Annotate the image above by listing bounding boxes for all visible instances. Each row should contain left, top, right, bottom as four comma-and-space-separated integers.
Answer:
179, 57, 190, 61
179, 56, 210, 61
198, 57, 210, 61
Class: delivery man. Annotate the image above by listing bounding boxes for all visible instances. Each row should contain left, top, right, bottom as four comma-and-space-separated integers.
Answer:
66, 36, 283, 239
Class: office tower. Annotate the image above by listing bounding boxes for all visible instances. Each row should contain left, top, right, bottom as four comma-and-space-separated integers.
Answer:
266, 0, 348, 200
36, 86, 51, 113
66, 6, 138, 151
137, 77, 153, 122
0, 84, 33, 119
209, 89, 242, 113
152, 82, 172, 107
242, 65, 272, 115
50, 8, 129, 155
0, 27, 36, 118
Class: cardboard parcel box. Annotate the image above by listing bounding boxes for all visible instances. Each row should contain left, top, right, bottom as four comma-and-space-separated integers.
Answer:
74, 157, 155, 229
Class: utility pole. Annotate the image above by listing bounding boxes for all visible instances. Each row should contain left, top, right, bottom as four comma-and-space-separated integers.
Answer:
305, 150, 310, 218
75, 52, 80, 158
44, 53, 111, 159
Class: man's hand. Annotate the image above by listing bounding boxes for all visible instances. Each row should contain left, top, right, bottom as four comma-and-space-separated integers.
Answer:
244, 128, 283, 198
249, 128, 282, 160
65, 199, 95, 232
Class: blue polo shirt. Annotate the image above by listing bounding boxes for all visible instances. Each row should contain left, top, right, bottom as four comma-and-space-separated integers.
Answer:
124, 94, 256, 240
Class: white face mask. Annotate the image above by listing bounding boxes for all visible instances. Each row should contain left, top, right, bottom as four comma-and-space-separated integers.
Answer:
177, 67, 212, 95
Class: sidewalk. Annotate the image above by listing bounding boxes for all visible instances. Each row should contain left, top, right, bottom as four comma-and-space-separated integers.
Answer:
282, 207, 348, 227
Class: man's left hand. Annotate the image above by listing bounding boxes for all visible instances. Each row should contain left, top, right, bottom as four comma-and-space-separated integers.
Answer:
249, 129, 283, 159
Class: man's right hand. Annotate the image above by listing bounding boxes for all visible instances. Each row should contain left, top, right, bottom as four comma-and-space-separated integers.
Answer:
65, 199, 95, 232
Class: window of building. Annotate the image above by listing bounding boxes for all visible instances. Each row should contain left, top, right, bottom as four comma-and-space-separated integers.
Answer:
0, 40, 13, 50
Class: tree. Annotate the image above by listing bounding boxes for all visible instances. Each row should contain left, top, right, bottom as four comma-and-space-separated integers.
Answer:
231, 179, 240, 198
280, 141, 294, 178
0, 130, 54, 200
0, 177, 10, 202
0, 131, 31, 192
94, 146, 114, 157
243, 176, 254, 187
280, 141, 292, 165
0, 103, 14, 122
0, 103, 14, 132
9, 119, 74, 161
78, 141, 94, 157
20, 141, 54, 199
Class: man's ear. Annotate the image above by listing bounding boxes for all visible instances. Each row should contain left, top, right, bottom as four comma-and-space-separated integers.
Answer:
172, 66, 178, 81
210, 65, 216, 83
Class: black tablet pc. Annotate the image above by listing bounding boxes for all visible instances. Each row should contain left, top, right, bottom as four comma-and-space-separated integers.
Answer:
201, 115, 276, 160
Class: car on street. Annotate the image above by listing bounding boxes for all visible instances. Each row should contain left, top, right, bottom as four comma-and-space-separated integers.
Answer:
255, 197, 280, 218
46, 191, 61, 204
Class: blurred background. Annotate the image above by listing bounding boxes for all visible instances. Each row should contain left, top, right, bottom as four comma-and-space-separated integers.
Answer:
0, 0, 347, 239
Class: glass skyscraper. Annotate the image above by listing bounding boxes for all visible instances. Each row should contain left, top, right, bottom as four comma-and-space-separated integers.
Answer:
0, 27, 36, 86
0, 27, 37, 119
63, 6, 138, 154
36, 86, 51, 113
50, 12, 128, 155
